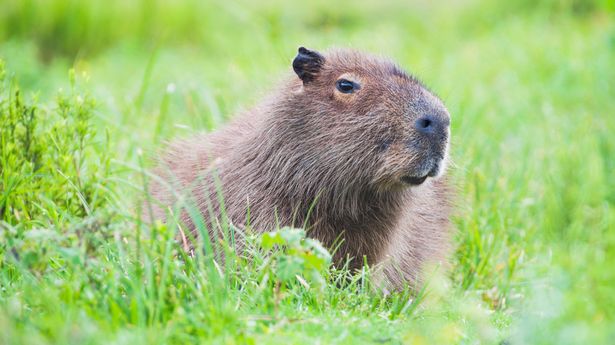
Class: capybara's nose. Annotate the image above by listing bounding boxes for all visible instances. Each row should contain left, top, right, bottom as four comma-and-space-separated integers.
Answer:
415, 115, 449, 136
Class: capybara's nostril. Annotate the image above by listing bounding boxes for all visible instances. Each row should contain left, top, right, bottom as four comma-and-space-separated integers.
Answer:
415, 116, 435, 134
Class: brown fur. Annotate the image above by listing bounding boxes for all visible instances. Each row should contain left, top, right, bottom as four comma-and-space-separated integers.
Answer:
147, 48, 454, 290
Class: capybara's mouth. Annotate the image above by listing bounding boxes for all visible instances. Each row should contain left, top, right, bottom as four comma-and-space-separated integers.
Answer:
400, 174, 429, 185
401, 160, 441, 185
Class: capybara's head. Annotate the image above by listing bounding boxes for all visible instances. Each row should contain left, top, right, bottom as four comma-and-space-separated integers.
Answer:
285, 47, 450, 191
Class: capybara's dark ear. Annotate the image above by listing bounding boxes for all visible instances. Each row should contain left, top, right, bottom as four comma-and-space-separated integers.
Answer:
292, 47, 325, 84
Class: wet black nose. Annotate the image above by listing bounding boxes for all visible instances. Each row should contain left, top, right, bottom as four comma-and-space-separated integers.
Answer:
415, 115, 448, 135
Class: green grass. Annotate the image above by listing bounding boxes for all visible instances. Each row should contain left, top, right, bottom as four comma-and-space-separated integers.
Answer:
1, 0, 614, 344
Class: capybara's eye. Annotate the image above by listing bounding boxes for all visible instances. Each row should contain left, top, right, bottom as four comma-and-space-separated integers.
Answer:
336, 79, 359, 94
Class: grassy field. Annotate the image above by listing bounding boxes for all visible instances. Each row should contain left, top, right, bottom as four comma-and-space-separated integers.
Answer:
1, 0, 614, 344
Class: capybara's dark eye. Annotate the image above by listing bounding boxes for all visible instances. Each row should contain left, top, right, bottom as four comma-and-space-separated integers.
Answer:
336, 79, 358, 93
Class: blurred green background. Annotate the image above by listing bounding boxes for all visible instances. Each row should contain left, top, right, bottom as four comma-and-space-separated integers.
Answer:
1, 0, 614, 344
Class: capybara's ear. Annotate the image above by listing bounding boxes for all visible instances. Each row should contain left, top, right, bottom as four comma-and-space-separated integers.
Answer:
292, 47, 325, 84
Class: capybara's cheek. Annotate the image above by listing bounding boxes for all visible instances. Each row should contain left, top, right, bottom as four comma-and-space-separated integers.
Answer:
371, 147, 412, 185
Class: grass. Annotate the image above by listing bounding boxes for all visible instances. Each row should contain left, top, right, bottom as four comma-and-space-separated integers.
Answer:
1, 0, 614, 344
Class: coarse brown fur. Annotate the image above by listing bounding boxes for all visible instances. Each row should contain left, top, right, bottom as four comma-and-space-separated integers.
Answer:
147, 47, 454, 290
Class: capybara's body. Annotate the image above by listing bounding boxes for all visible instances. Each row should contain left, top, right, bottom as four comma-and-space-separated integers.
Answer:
149, 48, 453, 289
